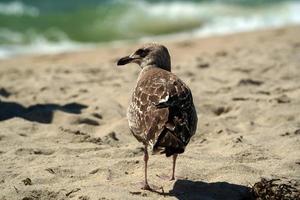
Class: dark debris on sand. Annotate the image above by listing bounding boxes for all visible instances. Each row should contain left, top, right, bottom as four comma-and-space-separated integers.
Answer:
22, 178, 32, 186
251, 178, 300, 200
238, 79, 264, 86
0, 88, 11, 98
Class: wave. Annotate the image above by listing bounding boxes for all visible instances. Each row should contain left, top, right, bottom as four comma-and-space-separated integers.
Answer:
0, 41, 93, 59
0, 29, 93, 59
0, 1, 39, 16
193, 1, 300, 36
0, 0, 300, 58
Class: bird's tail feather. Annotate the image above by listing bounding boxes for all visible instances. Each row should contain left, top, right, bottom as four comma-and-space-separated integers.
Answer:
153, 129, 185, 157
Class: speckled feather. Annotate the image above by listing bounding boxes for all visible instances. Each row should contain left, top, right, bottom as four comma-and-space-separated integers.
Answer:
127, 66, 197, 157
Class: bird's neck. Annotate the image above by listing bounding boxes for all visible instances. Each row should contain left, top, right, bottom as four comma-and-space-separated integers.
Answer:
136, 65, 154, 82
142, 65, 156, 72
142, 65, 171, 72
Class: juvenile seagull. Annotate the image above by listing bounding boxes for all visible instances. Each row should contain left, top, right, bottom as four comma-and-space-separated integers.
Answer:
117, 43, 197, 190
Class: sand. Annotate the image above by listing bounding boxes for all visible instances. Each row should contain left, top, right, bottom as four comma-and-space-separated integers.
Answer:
0, 26, 299, 200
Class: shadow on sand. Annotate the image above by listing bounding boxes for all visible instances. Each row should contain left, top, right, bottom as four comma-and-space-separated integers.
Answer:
168, 179, 253, 200
0, 100, 87, 123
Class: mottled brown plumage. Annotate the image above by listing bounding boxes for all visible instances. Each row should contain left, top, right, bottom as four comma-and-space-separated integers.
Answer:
117, 43, 197, 190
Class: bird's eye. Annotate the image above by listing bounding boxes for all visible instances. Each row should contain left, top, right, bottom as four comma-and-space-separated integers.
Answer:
135, 49, 148, 57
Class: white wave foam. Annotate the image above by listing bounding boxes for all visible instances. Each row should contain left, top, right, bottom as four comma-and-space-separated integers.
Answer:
135, 1, 300, 41
192, 1, 300, 37
0, 28, 24, 43
119, 0, 300, 41
0, 1, 39, 16
138, 1, 204, 19
0, 34, 94, 59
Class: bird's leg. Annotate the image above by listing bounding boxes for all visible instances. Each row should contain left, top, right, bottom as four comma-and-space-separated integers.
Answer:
170, 154, 178, 180
142, 145, 151, 190
156, 154, 179, 181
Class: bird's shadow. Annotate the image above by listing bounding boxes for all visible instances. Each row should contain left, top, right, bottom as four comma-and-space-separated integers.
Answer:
164, 179, 253, 200
0, 100, 87, 123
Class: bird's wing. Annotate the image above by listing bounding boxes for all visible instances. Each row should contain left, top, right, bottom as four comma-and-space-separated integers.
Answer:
139, 71, 197, 155
155, 75, 192, 110
137, 70, 192, 109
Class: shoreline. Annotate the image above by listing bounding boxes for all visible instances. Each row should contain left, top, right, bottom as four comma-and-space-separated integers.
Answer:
0, 25, 299, 199
0, 24, 299, 62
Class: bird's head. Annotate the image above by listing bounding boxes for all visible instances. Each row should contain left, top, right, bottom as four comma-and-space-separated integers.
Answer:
117, 43, 171, 71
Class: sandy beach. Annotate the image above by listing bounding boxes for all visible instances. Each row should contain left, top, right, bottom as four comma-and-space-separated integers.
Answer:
0, 26, 300, 200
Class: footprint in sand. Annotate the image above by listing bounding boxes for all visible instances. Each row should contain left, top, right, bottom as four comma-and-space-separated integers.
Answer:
15, 148, 55, 156
92, 113, 103, 119
60, 127, 105, 145
71, 117, 100, 126
212, 106, 231, 116
202, 104, 232, 116
102, 132, 119, 146
0, 135, 5, 141
44, 167, 74, 178
197, 62, 210, 69
275, 94, 291, 103
238, 79, 264, 86
21, 189, 65, 200
78, 195, 90, 200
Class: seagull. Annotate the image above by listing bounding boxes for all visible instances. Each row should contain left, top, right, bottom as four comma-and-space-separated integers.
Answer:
117, 43, 197, 190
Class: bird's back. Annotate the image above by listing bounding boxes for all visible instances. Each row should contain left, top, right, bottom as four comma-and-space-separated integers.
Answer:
127, 66, 197, 156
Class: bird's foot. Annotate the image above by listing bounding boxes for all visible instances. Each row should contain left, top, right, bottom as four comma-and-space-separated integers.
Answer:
141, 184, 151, 191
139, 182, 161, 191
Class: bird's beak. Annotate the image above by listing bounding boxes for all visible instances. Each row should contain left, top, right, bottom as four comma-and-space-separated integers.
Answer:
117, 55, 134, 66
117, 52, 143, 66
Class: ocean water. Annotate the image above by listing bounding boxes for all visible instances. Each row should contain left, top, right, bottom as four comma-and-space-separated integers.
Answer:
0, 0, 300, 58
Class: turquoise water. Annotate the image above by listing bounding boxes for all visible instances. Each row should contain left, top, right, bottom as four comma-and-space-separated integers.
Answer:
0, 0, 300, 58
